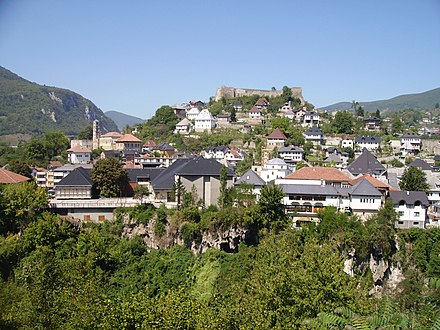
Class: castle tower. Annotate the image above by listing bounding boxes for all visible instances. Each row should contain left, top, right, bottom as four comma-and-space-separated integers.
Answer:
92, 120, 100, 150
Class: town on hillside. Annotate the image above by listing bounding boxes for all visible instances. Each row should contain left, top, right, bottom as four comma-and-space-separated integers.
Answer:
2, 86, 440, 230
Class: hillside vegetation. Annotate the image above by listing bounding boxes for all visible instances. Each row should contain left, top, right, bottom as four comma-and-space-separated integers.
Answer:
0, 66, 118, 137
321, 87, 440, 113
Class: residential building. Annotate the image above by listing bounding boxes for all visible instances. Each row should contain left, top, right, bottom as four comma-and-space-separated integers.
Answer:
364, 116, 382, 131
67, 145, 92, 164
400, 131, 422, 156
55, 167, 93, 200
249, 106, 263, 119
115, 134, 142, 152
235, 169, 266, 199
99, 132, 123, 150
341, 139, 354, 149
304, 126, 324, 145
195, 109, 216, 132
354, 136, 381, 151
267, 128, 287, 149
303, 110, 321, 127
186, 107, 200, 121
174, 118, 193, 134
347, 148, 387, 177
390, 190, 429, 229
282, 166, 352, 187
260, 158, 291, 182
254, 97, 269, 109
278, 145, 304, 164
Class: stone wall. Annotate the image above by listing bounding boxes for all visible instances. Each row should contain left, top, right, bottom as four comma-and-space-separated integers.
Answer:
215, 86, 305, 104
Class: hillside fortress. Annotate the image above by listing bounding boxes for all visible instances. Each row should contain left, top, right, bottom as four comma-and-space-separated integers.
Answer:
215, 86, 305, 104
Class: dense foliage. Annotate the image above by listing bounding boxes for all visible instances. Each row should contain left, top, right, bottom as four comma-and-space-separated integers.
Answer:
0, 66, 118, 136
0, 188, 439, 329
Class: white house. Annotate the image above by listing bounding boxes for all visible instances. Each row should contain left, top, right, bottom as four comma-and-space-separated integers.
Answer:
400, 131, 422, 155
354, 136, 381, 151
267, 128, 287, 149
390, 190, 429, 229
195, 109, 216, 132
304, 126, 324, 145
67, 146, 92, 164
341, 139, 354, 149
260, 158, 291, 182
303, 110, 321, 127
174, 118, 193, 134
186, 107, 200, 121
249, 106, 263, 119
278, 145, 304, 163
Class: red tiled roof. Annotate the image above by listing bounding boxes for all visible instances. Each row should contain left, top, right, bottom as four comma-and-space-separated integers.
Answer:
116, 134, 141, 143
267, 128, 287, 140
67, 146, 92, 153
250, 106, 261, 113
0, 168, 30, 184
349, 174, 390, 190
255, 97, 269, 106
101, 132, 123, 138
143, 140, 156, 147
286, 167, 351, 182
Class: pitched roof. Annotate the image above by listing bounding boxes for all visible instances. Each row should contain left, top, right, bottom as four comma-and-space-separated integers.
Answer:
255, 97, 269, 106
195, 109, 215, 121
268, 128, 287, 139
355, 136, 381, 143
281, 184, 340, 196
143, 140, 156, 147
116, 134, 141, 143
153, 143, 175, 151
176, 157, 234, 176
101, 132, 123, 138
235, 169, 266, 186
304, 126, 323, 136
350, 174, 391, 190
389, 190, 429, 206
250, 106, 262, 113
364, 116, 381, 122
0, 168, 30, 184
347, 148, 386, 176
349, 178, 382, 196
279, 145, 304, 153
56, 167, 93, 187
266, 158, 287, 166
151, 159, 192, 190
67, 145, 92, 153
286, 167, 351, 182
176, 118, 192, 126
402, 131, 421, 138
408, 159, 432, 171
324, 153, 343, 163
127, 168, 164, 183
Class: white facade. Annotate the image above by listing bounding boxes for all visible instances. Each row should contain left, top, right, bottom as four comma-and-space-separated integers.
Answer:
341, 139, 354, 149
68, 151, 91, 164
279, 146, 304, 163
195, 109, 216, 132
260, 158, 291, 182
400, 135, 422, 155
395, 201, 426, 229
186, 107, 200, 121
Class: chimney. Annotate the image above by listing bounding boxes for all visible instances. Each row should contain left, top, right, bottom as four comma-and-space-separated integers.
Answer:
406, 191, 410, 195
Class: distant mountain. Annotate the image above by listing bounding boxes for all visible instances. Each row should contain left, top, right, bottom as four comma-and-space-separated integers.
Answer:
0, 66, 118, 136
105, 110, 145, 131
320, 88, 440, 113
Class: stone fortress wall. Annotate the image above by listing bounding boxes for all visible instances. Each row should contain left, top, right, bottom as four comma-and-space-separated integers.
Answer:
215, 86, 305, 105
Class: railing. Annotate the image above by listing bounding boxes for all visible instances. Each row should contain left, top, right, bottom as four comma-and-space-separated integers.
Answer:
49, 198, 179, 210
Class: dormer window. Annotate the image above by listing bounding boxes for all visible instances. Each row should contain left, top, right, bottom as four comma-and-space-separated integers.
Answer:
399, 200, 405, 206
414, 201, 421, 207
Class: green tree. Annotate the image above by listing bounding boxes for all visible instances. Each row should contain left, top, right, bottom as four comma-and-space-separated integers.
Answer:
399, 166, 429, 192
218, 166, 232, 208
1, 181, 48, 233
391, 116, 404, 135
77, 124, 93, 140
7, 160, 32, 178
230, 106, 237, 122
43, 131, 69, 160
333, 111, 354, 134
90, 158, 128, 197
271, 117, 290, 132
173, 176, 186, 209
256, 184, 287, 231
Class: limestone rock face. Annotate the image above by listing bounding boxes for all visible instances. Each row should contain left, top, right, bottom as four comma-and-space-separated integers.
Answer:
191, 226, 250, 255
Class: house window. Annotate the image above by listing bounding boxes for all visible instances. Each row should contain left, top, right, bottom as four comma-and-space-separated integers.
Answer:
84, 215, 91, 221
414, 212, 420, 217
98, 215, 106, 221
398, 221, 404, 225
413, 222, 419, 226
398, 211, 404, 216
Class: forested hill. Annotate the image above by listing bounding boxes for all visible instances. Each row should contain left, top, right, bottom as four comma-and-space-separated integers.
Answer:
0, 66, 118, 136
321, 87, 440, 113
105, 110, 145, 131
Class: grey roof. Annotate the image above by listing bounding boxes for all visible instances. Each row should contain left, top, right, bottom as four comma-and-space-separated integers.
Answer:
127, 168, 163, 183
326, 147, 342, 154
389, 191, 429, 206
266, 158, 287, 166
347, 148, 386, 176
281, 184, 340, 196
279, 145, 304, 153
153, 143, 175, 151
151, 159, 192, 191
355, 136, 381, 144
304, 110, 320, 116
324, 153, 343, 163
402, 131, 421, 138
408, 159, 432, 171
387, 172, 400, 189
235, 169, 266, 187
434, 155, 440, 161
177, 157, 234, 177
56, 167, 93, 187
208, 145, 229, 153
304, 126, 323, 136
364, 116, 381, 122
349, 178, 382, 196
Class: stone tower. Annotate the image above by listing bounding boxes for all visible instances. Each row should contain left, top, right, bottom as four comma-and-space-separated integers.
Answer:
92, 120, 100, 150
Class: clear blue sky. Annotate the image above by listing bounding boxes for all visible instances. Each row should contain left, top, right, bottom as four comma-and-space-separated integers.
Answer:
1, 0, 439, 119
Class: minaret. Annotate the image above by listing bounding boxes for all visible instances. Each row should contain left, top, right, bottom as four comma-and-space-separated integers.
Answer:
92, 120, 100, 150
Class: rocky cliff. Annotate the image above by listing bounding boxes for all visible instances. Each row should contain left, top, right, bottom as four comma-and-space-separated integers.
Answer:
0, 66, 118, 136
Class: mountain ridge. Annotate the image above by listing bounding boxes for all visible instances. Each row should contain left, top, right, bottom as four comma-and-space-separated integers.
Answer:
320, 87, 440, 113
0, 66, 118, 136
105, 110, 145, 131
